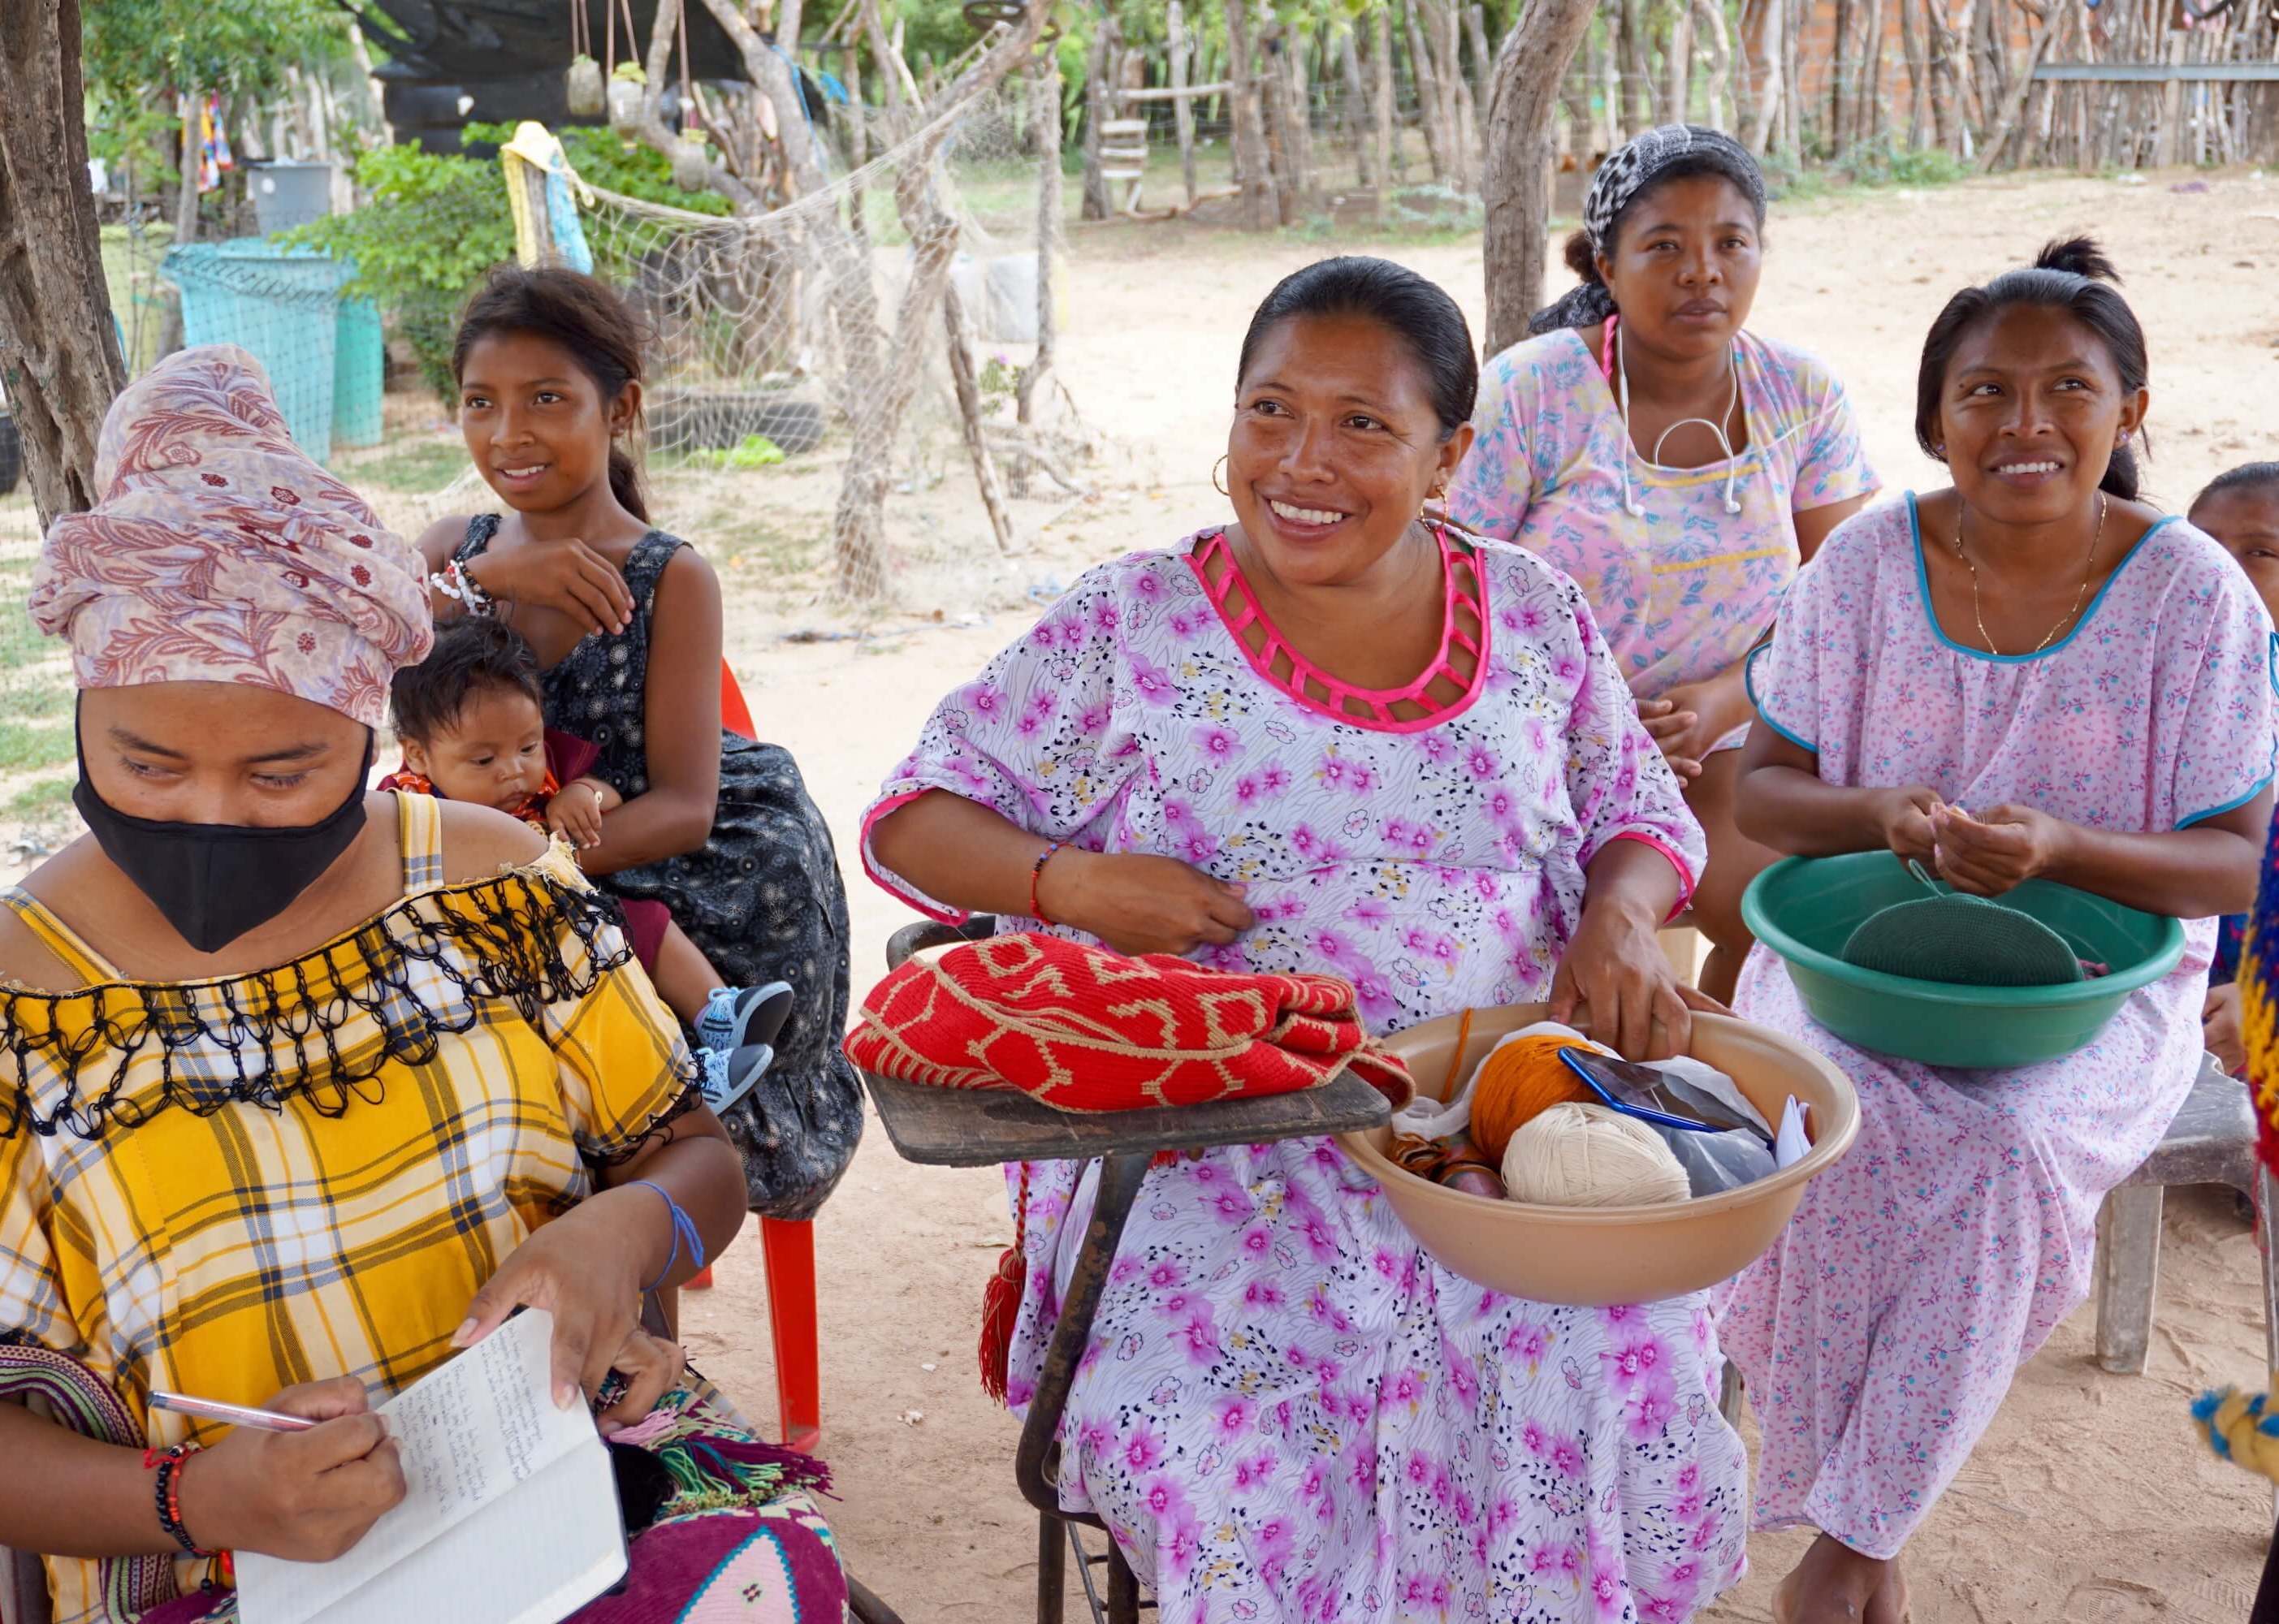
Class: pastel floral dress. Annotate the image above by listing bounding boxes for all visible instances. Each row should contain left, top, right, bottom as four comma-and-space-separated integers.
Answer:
1723, 497, 2278, 1558
864, 529, 1749, 1623
1444, 326, 1877, 752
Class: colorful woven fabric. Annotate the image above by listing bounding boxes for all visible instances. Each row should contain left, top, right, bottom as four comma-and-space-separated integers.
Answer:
845, 931, 1412, 1112
30, 346, 431, 728
133, 1385, 844, 1624
2238, 804, 2279, 1175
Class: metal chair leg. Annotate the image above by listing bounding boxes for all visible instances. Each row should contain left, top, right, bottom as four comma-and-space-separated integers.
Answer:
1036, 1510, 1066, 1624
2095, 1183, 2164, 1375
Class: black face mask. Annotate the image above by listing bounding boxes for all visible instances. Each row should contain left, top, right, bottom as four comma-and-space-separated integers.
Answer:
73, 724, 375, 956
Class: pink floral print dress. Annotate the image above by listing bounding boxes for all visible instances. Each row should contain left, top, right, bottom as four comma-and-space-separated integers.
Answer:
1723, 495, 2278, 1557
864, 529, 1750, 1622
1444, 326, 1877, 753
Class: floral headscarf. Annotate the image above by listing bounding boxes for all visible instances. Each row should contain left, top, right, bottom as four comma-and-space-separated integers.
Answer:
1527, 124, 1768, 337
30, 346, 432, 728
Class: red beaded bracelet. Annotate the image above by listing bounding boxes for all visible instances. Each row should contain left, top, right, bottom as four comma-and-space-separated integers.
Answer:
1028, 842, 1066, 925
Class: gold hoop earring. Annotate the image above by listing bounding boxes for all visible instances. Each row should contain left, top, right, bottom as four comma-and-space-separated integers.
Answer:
1212, 455, 1231, 499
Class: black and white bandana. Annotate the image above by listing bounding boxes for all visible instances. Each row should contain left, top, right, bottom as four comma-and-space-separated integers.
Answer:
1526, 124, 1767, 337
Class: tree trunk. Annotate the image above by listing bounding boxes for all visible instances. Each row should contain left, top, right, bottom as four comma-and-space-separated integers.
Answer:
1663, 0, 1694, 125
829, 3, 1047, 601
1464, 5, 1494, 144
1340, 24, 1375, 186
1617, 0, 1651, 138
1170, 0, 1200, 205
1079, 15, 1111, 220
1373, 3, 1396, 212
1016, 46, 1060, 426
1481, 0, 1600, 356
1900, 0, 1930, 148
1224, 0, 1276, 229
1742, 0, 1784, 153
943, 283, 1014, 552
1978, 4, 2055, 169
1693, 0, 1735, 131
1406, 1, 1451, 182
0, 0, 128, 525
176, 93, 203, 245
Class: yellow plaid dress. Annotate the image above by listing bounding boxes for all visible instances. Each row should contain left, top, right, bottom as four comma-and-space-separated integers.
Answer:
0, 794, 696, 1624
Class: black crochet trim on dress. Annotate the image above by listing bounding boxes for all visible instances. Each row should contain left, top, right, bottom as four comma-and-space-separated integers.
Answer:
0, 867, 700, 1164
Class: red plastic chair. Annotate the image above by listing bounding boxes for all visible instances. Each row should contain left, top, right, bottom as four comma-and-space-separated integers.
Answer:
685, 660, 823, 1456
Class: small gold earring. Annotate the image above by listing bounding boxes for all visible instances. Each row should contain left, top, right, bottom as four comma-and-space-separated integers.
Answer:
1212, 455, 1230, 498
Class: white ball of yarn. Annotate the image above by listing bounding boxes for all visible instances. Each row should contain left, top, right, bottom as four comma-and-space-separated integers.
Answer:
1500, 1102, 1691, 1208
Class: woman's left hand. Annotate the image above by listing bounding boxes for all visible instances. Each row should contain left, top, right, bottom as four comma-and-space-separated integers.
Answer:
1641, 668, 1750, 780
1549, 896, 1693, 1062
452, 1193, 653, 1410
1931, 802, 2070, 896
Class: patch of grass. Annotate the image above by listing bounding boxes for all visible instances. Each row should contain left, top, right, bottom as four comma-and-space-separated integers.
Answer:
348, 438, 471, 494
0, 720, 74, 775
6, 777, 74, 818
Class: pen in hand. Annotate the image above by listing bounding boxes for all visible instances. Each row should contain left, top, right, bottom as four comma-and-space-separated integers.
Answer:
148, 1391, 322, 1434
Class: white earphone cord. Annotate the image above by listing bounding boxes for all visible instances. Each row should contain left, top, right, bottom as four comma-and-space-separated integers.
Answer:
1615, 322, 1745, 519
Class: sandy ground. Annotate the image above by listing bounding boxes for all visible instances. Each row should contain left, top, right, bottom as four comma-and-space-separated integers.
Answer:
7, 167, 2279, 1618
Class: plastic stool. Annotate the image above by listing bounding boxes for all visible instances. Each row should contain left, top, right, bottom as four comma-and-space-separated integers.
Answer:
760, 1217, 823, 1455
708, 663, 821, 1450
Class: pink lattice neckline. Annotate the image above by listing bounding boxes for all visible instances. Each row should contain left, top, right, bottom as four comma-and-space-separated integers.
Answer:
1187, 525, 1490, 732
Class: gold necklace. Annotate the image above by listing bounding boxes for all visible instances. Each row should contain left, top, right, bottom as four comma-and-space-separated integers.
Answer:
1952, 495, 2108, 656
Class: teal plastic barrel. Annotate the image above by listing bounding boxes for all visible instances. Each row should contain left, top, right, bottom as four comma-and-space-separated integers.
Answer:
1741, 851, 2185, 1069
333, 296, 385, 449
163, 241, 353, 461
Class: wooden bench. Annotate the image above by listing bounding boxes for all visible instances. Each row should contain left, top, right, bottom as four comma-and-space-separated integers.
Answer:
2095, 1051, 2279, 1377
871, 917, 1392, 1624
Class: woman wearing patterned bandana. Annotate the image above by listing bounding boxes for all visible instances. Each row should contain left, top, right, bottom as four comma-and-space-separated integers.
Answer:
0, 349, 844, 1623
1447, 125, 1880, 1001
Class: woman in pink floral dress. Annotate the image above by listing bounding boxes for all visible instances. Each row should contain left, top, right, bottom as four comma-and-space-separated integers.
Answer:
865, 259, 1748, 1622
1444, 127, 1879, 1001
1727, 240, 2276, 1621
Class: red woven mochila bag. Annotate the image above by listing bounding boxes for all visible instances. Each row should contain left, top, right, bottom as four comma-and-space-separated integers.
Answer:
843, 931, 1412, 1397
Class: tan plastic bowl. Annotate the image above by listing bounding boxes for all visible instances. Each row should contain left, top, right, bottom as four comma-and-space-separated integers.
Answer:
1336, 1004, 1860, 1307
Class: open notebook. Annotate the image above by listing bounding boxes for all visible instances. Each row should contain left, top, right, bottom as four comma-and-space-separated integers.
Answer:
236, 1309, 625, 1624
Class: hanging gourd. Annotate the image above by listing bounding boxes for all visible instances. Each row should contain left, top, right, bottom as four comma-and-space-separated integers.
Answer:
671, 129, 711, 189
564, 0, 604, 117
567, 56, 604, 116
608, 63, 647, 133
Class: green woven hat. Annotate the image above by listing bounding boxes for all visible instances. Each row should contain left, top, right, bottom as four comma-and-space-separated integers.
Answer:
1839, 863, 2084, 988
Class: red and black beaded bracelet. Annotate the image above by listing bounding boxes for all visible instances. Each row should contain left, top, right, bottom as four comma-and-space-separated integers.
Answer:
143, 1444, 212, 1557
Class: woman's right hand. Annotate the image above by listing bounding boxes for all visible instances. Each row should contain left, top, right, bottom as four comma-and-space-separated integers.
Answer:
182, 1377, 405, 1561
1038, 850, 1255, 956
1874, 785, 1943, 866
463, 538, 634, 636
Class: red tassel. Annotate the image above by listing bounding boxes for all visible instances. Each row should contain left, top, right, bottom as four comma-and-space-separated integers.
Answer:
978, 1244, 1026, 1403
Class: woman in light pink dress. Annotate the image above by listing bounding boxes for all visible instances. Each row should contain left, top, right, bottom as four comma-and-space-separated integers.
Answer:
1446, 126, 1879, 1001
1727, 240, 2275, 1621
865, 259, 1749, 1622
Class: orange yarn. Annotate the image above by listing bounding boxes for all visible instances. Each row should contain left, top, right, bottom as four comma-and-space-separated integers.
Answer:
1468, 1035, 1598, 1164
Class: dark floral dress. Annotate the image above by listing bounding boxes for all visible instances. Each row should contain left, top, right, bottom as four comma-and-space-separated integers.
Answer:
458, 516, 860, 1220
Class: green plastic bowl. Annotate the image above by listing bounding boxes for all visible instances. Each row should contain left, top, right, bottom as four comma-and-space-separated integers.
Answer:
1741, 852, 2186, 1069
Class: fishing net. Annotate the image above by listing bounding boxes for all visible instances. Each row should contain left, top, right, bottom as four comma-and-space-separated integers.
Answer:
358, 58, 1096, 612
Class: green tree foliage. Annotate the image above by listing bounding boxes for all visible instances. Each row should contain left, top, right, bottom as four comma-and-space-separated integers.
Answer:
463, 122, 733, 216
286, 144, 515, 404
84, 0, 344, 102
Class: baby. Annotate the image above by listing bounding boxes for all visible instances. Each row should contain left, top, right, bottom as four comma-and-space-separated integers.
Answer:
2190, 462, 2279, 1076
383, 617, 790, 1113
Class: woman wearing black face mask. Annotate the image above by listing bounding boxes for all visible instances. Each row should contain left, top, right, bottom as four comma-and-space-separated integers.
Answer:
0, 349, 848, 1623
